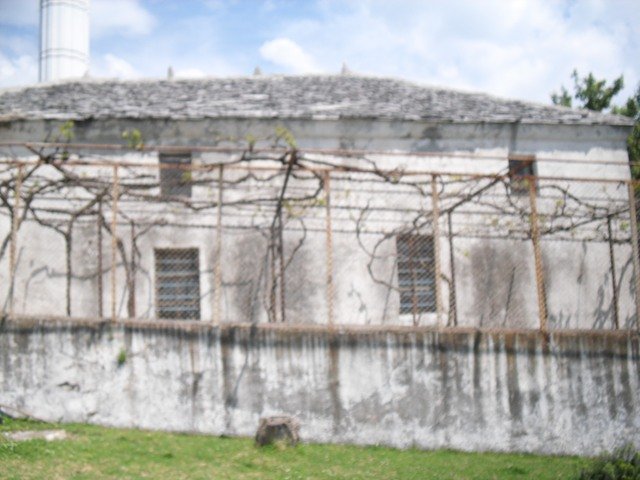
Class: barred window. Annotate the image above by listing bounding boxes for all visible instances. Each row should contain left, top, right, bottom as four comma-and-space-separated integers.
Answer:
159, 153, 192, 198
508, 155, 536, 195
155, 248, 201, 320
397, 234, 436, 314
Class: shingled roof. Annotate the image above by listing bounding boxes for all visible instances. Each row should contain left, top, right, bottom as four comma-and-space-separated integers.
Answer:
0, 74, 634, 126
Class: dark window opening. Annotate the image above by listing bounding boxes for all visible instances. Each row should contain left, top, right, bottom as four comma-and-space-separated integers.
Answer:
397, 234, 436, 314
155, 248, 200, 320
159, 153, 192, 198
508, 155, 537, 195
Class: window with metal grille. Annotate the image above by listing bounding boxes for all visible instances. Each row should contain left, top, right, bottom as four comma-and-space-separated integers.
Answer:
159, 153, 192, 198
155, 248, 201, 320
397, 234, 436, 314
508, 155, 537, 195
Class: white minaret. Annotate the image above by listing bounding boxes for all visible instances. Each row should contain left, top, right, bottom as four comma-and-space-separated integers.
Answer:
39, 0, 90, 82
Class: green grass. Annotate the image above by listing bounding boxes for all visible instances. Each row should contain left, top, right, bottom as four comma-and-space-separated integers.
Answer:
0, 418, 588, 479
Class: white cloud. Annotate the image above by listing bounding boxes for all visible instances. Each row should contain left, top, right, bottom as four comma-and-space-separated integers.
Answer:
101, 53, 138, 78
0, 33, 36, 57
0, 52, 37, 88
0, 0, 637, 104
273, 0, 639, 103
92, 0, 156, 37
259, 38, 319, 74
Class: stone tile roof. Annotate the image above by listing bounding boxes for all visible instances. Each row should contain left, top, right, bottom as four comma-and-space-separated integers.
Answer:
0, 74, 634, 126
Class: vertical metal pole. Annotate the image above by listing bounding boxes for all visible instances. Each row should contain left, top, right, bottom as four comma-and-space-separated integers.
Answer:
8, 164, 24, 318
447, 211, 458, 327
529, 179, 548, 333
128, 220, 136, 319
627, 182, 640, 331
277, 207, 286, 323
111, 165, 119, 322
65, 224, 72, 317
431, 175, 443, 328
411, 234, 418, 326
97, 198, 103, 318
269, 235, 277, 323
324, 170, 335, 327
213, 165, 223, 325
606, 215, 619, 329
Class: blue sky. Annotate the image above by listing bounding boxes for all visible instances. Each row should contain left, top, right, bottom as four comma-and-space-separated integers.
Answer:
0, 0, 638, 105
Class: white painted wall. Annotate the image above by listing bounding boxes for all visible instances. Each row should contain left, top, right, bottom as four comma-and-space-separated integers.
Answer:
0, 119, 635, 330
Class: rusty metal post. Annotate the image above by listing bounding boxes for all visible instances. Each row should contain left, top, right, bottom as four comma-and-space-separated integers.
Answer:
277, 206, 286, 323
528, 178, 548, 333
97, 198, 103, 318
431, 175, 444, 327
268, 235, 277, 323
213, 164, 223, 325
8, 164, 24, 318
606, 215, 620, 329
324, 170, 335, 327
128, 220, 136, 319
627, 182, 640, 331
110, 164, 119, 322
447, 211, 458, 327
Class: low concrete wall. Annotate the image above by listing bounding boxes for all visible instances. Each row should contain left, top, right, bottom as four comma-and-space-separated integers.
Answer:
1, 317, 638, 455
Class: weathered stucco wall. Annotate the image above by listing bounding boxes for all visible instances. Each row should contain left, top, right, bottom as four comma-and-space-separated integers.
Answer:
0, 116, 635, 329
0, 117, 631, 152
0, 145, 635, 330
1, 317, 638, 455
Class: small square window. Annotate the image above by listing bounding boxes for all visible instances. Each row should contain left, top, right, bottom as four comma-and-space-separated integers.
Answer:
508, 155, 536, 195
397, 234, 436, 314
159, 153, 192, 198
155, 248, 200, 320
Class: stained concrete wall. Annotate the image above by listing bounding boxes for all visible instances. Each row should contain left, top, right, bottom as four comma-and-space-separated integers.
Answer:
1, 317, 638, 455
0, 117, 631, 152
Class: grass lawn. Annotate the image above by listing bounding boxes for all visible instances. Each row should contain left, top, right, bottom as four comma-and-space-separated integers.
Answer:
0, 418, 589, 479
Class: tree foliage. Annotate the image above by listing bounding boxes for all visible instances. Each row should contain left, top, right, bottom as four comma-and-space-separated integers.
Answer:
552, 69, 626, 111
551, 86, 572, 108
612, 86, 640, 176
575, 70, 624, 111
